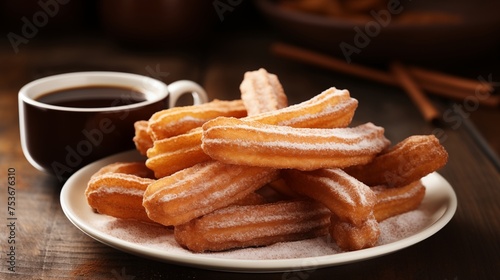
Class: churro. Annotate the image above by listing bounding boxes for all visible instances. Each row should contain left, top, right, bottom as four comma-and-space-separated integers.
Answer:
133, 120, 154, 156
202, 118, 390, 170
330, 214, 380, 251
283, 168, 376, 225
145, 128, 211, 178
344, 135, 448, 187
148, 99, 247, 141
174, 200, 330, 252
240, 68, 288, 116
86, 162, 155, 223
143, 161, 279, 226
372, 180, 426, 222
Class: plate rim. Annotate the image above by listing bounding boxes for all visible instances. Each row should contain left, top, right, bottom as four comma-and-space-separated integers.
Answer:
60, 150, 457, 273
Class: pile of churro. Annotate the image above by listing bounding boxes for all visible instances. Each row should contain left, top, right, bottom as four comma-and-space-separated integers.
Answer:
85, 68, 448, 252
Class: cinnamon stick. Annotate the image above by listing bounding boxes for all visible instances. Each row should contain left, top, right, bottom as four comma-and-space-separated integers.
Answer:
271, 42, 498, 107
390, 62, 441, 123
271, 42, 395, 86
407, 66, 494, 95
421, 82, 499, 107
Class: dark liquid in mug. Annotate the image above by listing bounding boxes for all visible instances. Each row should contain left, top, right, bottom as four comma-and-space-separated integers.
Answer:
24, 85, 165, 179
36, 86, 147, 108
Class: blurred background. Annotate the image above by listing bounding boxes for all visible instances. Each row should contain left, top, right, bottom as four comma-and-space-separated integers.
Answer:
1, 0, 499, 155
2, 0, 500, 83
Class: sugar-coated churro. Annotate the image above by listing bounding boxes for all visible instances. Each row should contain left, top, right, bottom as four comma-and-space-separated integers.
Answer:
148, 99, 247, 141
240, 68, 288, 116
143, 160, 279, 226
86, 162, 156, 223
202, 118, 390, 170
283, 168, 376, 225
344, 135, 448, 187
174, 200, 330, 252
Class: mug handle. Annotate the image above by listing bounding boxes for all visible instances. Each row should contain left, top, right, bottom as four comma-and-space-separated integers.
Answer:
167, 80, 209, 108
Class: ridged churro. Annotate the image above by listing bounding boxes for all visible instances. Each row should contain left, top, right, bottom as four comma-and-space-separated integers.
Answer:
86, 162, 155, 223
174, 200, 330, 252
330, 214, 380, 251
344, 135, 448, 187
143, 161, 279, 226
133, 120, 154, 156
148, 99, 247, 141
145, 128, 211, 178
372, 180, 426, 222
283, 168, 376, 225
240, 68, 288, 116
247, 87, 358, 128
202, 118, 390, 170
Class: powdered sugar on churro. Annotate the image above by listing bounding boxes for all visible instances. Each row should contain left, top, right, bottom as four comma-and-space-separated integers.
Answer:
277, 99, 357, 127
201, 118, 390, 170
90, 208, 430, 260
90, 186, 144, 196
317, 169, 373, 207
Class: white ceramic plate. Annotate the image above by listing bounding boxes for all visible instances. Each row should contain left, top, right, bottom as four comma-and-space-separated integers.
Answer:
60, 150, 457, 273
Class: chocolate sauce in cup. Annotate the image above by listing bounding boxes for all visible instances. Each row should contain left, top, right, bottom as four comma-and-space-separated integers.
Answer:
18, 72, 208, 181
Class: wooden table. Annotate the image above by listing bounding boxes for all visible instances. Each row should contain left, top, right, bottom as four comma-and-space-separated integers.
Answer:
1, 22, 500, 280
